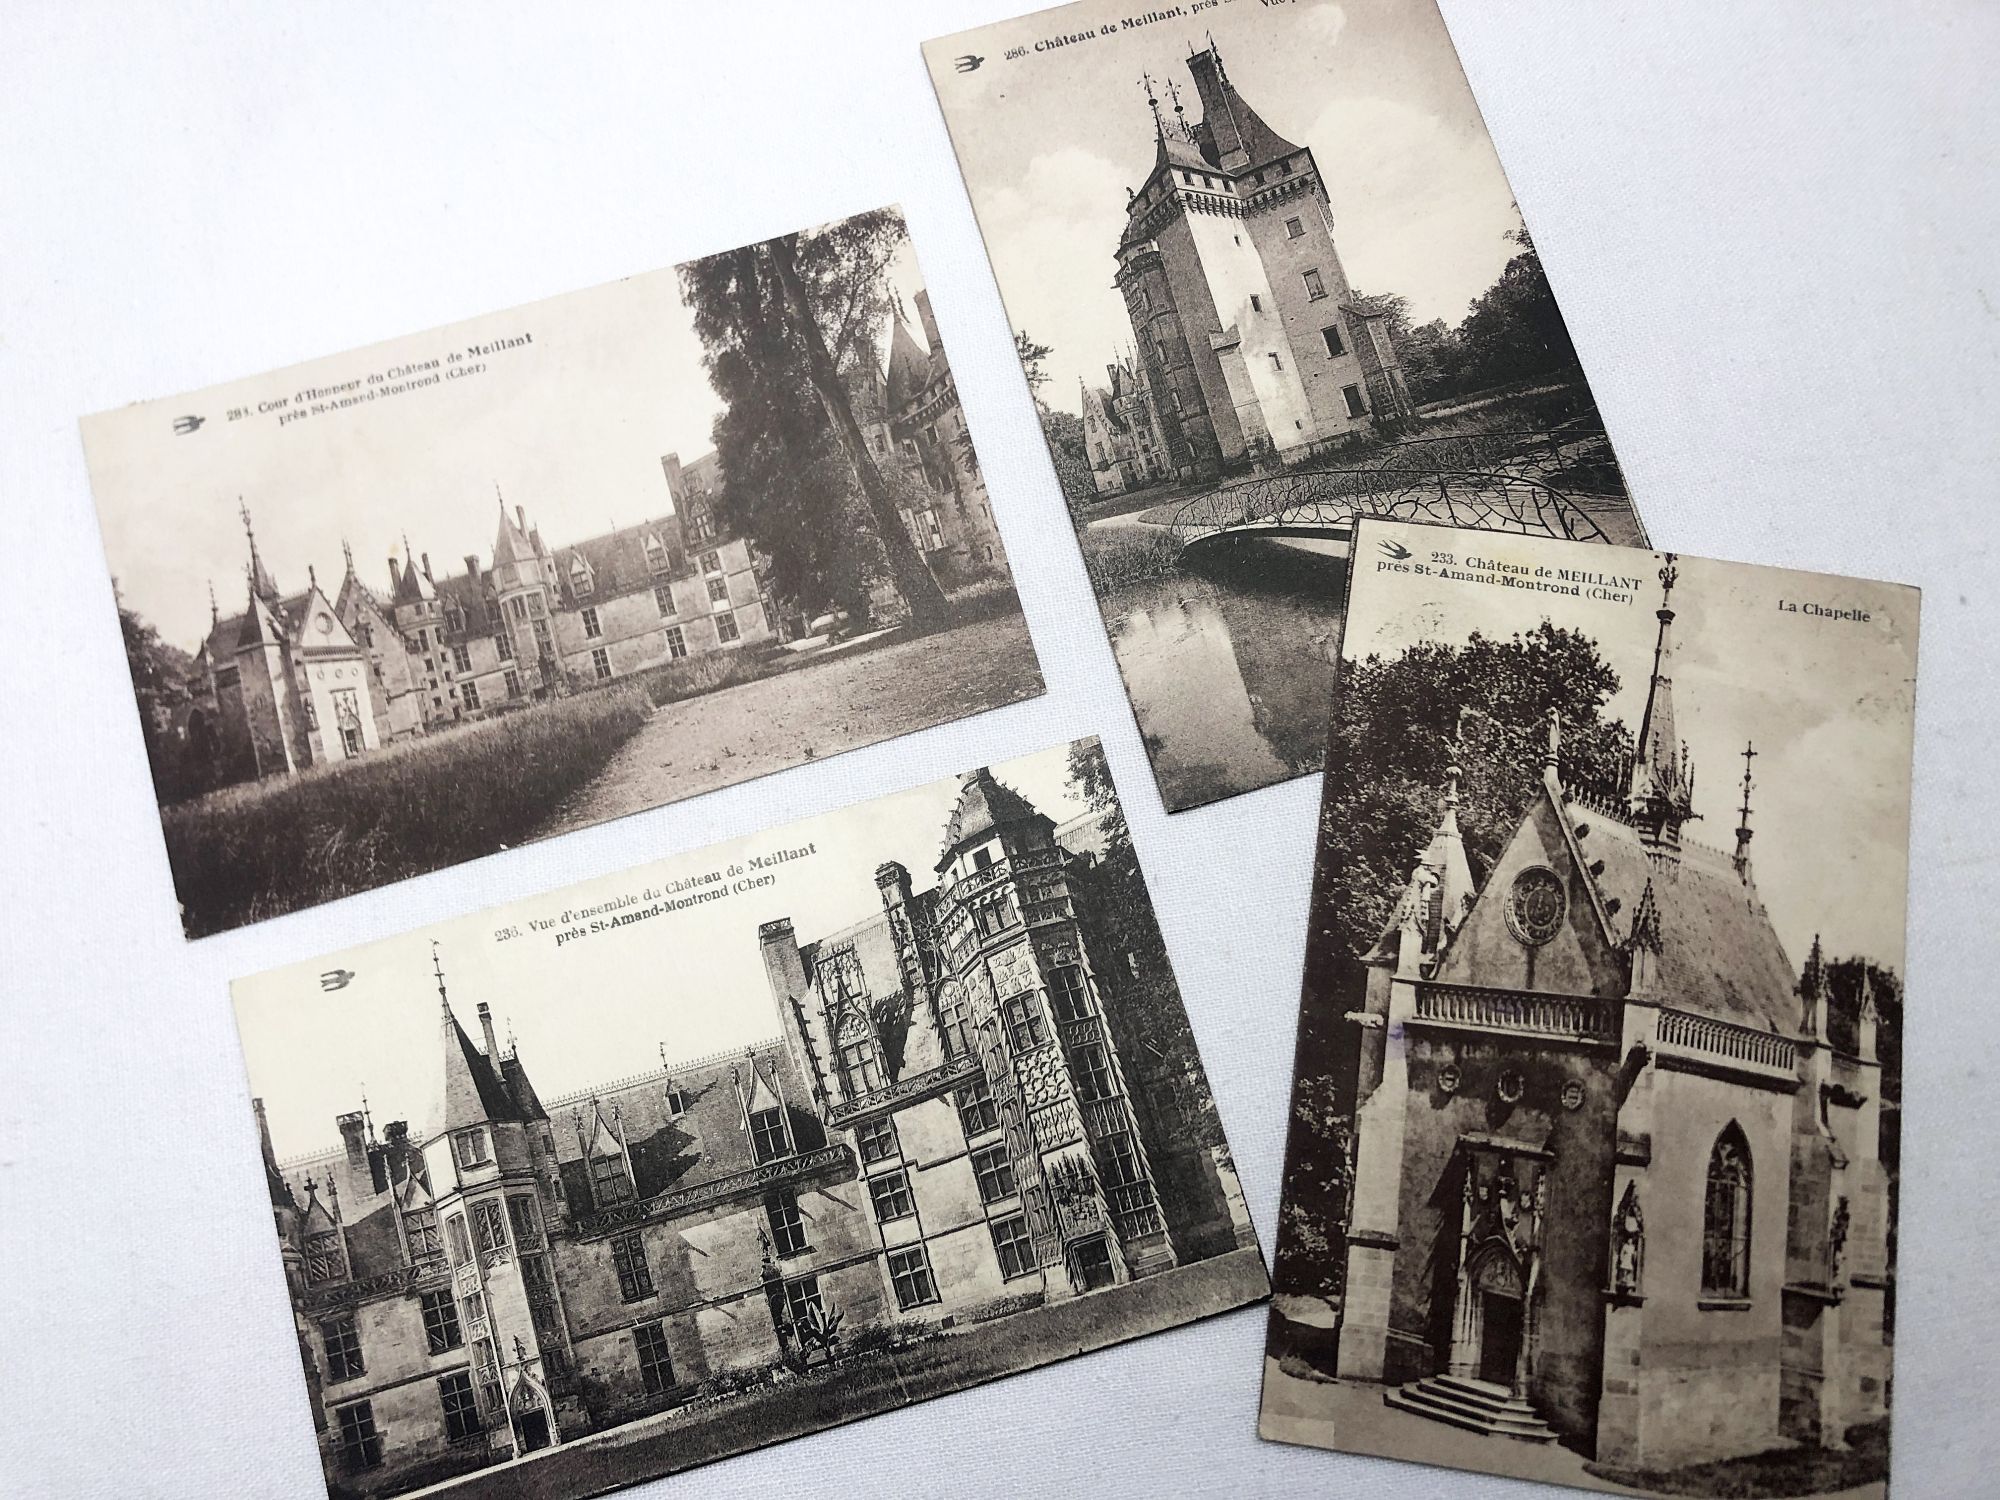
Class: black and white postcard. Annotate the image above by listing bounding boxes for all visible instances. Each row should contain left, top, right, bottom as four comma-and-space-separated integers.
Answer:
1262, 521, 1913, 1497
83, 204, 1041, 937
231, 738, 1267, 1499
925, 1, 1648, 811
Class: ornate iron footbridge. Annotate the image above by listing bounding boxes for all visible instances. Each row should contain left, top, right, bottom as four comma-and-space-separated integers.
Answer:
1165, 415, 1622, 559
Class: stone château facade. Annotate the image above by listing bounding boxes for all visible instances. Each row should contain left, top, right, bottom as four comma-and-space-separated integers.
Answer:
1079, 354, 1176, 497
262, 772, 1253, 1497
1112, 43, 1415, 479
178, 294, 1001, 789
1330, 561, 1893, 1468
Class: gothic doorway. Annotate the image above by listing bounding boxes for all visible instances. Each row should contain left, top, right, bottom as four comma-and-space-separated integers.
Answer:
515, 1408, 550, 1453
1072, 1235, 1116, 1291
1479, 1292, 1523, 1387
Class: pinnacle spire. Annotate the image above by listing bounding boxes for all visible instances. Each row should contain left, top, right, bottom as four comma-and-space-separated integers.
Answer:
241, 498, 279, 604
1627, 554, 1696, 856
1733, 740, 1758, 881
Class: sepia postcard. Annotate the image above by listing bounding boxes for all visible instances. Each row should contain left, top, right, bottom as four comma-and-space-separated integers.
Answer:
231, 737, 1267, 1500
924, 0, 1648, 812
83, 205, 1041, 938
1261, 520, 1914, 1497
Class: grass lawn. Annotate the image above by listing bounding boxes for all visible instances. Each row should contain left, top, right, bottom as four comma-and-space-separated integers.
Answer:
415, 1248, 1268, 1500
162, 688, 649, 937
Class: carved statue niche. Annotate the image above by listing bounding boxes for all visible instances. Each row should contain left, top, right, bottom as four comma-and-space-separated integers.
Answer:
1611, 1181, 1645, 1296
1829, 1195, 1851, 1283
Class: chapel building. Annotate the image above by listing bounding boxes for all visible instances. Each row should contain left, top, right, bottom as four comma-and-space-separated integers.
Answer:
1333, 561, 1892, 1469
1112, 43, 1414, 480
262, 772, 1253, 1496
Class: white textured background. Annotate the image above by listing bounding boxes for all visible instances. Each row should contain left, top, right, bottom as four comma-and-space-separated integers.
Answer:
2, 2, 1996, 1495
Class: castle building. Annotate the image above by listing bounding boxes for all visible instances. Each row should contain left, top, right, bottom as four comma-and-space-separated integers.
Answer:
262, 772, 1253, 1497
850, 290, 1006, 583
1113, 44, 1415, 478
184, 467, 781, 786
1080, 355, 1176, 497
178, 301, 999, 789
1331, 561, 1893, 1468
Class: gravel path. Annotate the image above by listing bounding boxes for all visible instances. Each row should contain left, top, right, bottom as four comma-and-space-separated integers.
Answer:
529, 612, 1043, 839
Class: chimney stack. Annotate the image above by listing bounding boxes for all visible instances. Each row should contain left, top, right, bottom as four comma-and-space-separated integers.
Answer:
477, 1001, 500, 1060
516, 504, 526, 532
336, 1111, 369, 1172
421, 551, 433, 582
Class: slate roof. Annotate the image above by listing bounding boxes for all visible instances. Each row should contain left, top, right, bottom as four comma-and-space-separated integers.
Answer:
553, 514, 683, 605
431, 1000, 525, 1135
1580, 812, 1800, 1034
936, 767, 1050, 869
1194, 90, 1301, 174
885, 312, 932, 411
548, 1041, 827, 1211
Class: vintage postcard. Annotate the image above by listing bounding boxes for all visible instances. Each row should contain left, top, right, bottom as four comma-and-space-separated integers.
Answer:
1261, 521, 1913, 1497
232, 738, 1266, 1499
84, 205, 1041, 938
924, 1, 1648, 811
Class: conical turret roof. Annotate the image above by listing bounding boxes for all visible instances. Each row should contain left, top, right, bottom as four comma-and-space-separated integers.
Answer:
936, 767, 1049, 869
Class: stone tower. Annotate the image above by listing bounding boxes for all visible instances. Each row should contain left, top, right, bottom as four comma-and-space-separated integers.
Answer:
1113, 44, 1412, 477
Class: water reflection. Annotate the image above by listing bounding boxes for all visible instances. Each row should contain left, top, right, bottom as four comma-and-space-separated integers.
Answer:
1105, 537, 1348, 811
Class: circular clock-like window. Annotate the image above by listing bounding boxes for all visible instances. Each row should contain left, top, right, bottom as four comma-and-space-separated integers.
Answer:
1561, 1080, 1585, 1112
315, 613, 334, 635
1497, 1070, 1525, 1105
1507, 866, 1567, 946
1437, 1064, 1461, 1096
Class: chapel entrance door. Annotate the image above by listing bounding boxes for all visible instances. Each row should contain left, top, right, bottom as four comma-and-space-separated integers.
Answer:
515, 1408, 550, 1453
1479, 1293, 1523, 1387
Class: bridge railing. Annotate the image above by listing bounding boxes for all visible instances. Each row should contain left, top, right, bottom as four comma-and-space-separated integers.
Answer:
1168, 466, 1616, 552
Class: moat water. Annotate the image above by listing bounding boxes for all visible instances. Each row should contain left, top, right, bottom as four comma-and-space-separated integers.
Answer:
1101, 534, 1348, 811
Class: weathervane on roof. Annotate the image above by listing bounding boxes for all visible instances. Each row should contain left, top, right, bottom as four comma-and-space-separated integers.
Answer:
431, 939, 449, 1007
1140, 71, 1165, 139
1658, 552, 1679, 612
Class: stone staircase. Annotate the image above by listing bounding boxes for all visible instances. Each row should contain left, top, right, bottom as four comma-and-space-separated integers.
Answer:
1383, 1374, 1560, 1443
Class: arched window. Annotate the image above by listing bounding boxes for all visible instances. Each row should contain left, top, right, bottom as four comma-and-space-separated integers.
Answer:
1701, 1124, 1752, 1298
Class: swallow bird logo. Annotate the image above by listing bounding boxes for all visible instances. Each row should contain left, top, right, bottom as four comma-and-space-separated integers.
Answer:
1378, 538, 1413, 561
954, 54, 984, 73
319, 968, 357, 992
173, 414, 206, 435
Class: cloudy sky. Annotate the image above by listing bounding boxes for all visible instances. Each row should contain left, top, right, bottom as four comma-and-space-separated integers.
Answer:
234, 743, 1096, 1162
84, 223, 928, 654
1343, 524, 1921, 980
930, 0, 1523, 414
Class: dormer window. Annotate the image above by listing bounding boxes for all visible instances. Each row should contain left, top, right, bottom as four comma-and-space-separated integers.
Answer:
454, 1128, 491, 1169
304, 1229, 348, 1285
570, 558, 593, 597
840, 1036, 886, 1096
749, 1106, 791, 1165
644, 534, 667, 572
664, 1085, 688, 1118
590, 1150, 634, 1206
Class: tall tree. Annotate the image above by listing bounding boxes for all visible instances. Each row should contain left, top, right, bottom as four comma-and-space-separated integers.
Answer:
681, 213, 949, 629
118, 593, 205, 800
1064, 740, 1222, 1153
1015, 327, 1096, 509
1275, 623, 1634, 1293
767, 227, 949, 630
